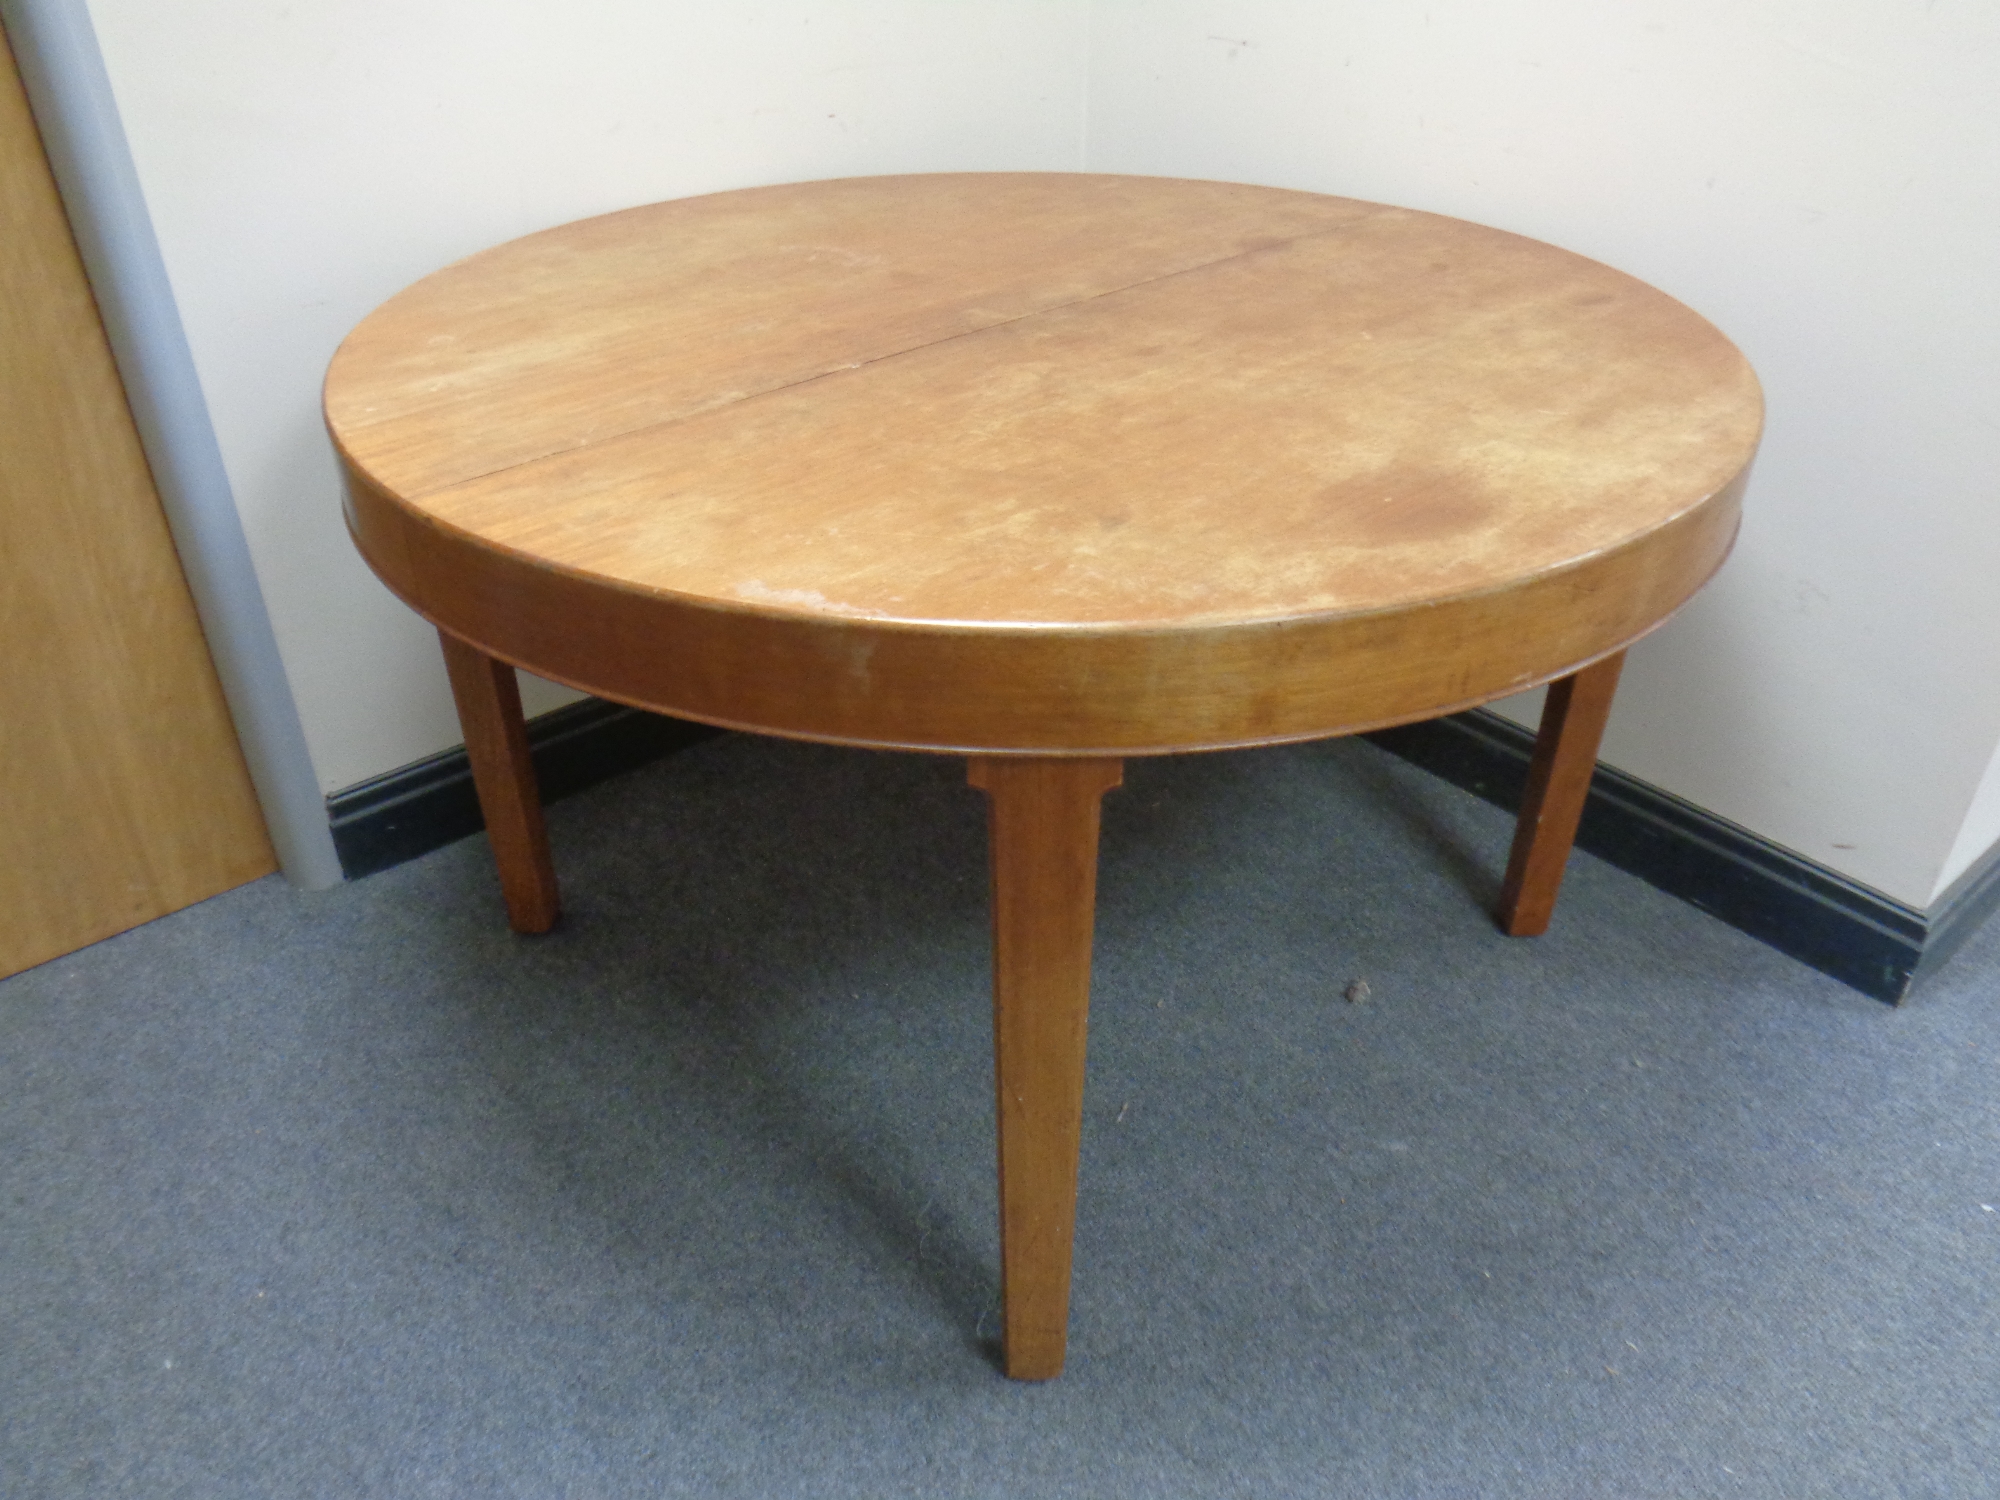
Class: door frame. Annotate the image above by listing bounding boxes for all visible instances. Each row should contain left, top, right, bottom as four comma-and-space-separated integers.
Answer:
2, 0, 340, 888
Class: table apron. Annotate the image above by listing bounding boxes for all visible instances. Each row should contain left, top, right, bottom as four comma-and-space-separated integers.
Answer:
342, 465, 1742, 756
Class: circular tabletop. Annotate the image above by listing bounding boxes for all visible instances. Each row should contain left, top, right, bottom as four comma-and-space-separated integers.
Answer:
327, 173, 1761, 755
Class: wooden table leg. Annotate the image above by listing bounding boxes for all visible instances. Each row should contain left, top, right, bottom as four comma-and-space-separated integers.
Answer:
1495, 651, 1626, 937
438, 630, 561, 934
966, 756, 1123, 1381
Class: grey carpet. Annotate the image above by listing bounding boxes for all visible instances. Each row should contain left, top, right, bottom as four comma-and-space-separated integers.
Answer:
4, 734, 1997, 1499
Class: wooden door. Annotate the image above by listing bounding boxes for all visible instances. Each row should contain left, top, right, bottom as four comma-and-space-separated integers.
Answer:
1, 23, 275, 978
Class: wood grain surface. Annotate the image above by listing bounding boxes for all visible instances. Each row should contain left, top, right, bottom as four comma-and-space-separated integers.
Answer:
1, 26, 273, 978
968, 755, 1124, 1380
1496, 650, 1628, 936
438, 630, 560, 933
327, 173, 1760, 755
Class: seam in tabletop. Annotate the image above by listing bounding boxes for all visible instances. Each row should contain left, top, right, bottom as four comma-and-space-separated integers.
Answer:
401, 208, 1399, 500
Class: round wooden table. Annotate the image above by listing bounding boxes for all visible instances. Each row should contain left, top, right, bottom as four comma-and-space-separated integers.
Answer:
326, 173, 1762, 1380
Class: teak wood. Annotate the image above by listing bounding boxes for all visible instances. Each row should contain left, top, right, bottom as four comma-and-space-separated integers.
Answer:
324, 173, 1763, 1379
1497, 652, 1629, 937
968, 756, 1124, 1380
438, 630, 560, 934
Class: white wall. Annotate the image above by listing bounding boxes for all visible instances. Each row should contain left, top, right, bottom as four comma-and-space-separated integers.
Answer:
85, 0, 1086, 793
84, 0, 2000, 908
1086, 0, 2000, 906
1940, 740, 2000, 900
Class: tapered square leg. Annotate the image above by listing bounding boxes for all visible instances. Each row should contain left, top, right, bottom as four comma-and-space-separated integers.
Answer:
967, 756, 1123, 1381
438, 630, 561, 934
1496, 651, 1626, 937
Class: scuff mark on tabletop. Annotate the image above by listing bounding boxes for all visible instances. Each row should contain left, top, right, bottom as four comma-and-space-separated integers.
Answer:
732, 578, 890, 620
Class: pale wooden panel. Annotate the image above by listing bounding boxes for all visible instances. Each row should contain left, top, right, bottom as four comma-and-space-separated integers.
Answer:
0, 26, 274, 978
